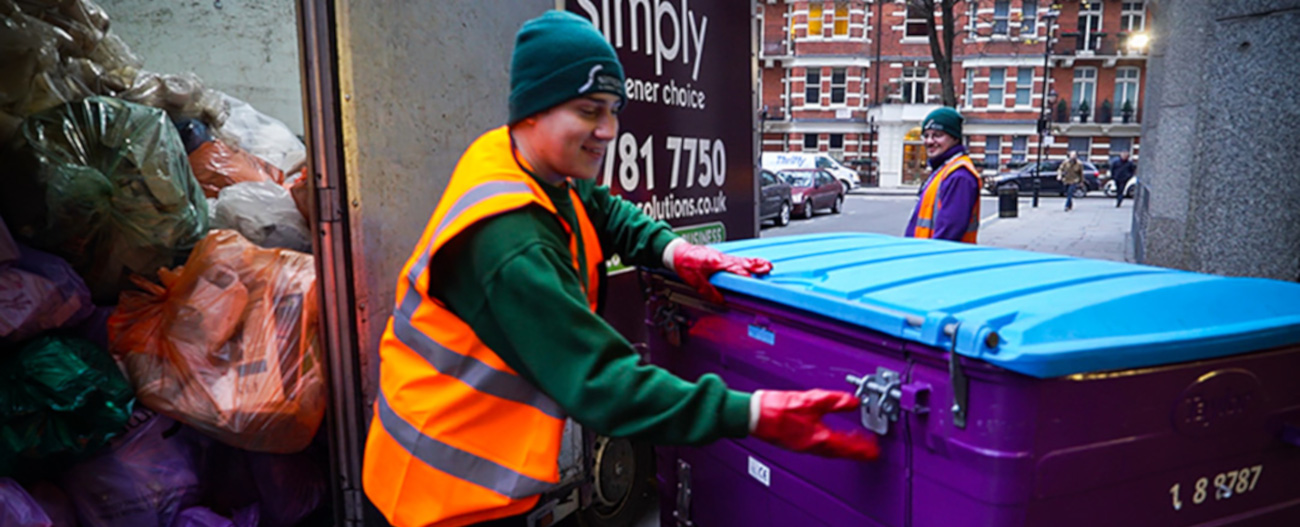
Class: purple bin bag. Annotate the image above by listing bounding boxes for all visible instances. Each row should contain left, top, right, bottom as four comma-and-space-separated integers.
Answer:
170, 505, 258, 527
0, 244, 94, 344
61, 408, 203, 527
245, 450, 326, 527
0, 477, 53, 527
25, 481, 77, 527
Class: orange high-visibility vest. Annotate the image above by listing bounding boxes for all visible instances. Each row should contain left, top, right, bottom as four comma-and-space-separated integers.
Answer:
362, 126, 604, 527
913, 153, 981, 243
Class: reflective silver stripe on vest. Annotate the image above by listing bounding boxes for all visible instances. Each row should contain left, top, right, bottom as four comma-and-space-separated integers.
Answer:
389, 312, 566, 420
916, 218, 935, 229
408, 181, 537, 286
376, 391, 556, 499
967, 216, 979, 233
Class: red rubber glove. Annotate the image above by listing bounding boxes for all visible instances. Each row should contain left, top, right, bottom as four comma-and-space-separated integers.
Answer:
751, 389, 880, 461
672, 242, 772, 304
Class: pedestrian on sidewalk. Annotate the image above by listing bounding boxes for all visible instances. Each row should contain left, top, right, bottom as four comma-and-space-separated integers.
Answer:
361, 11, 880, 527
1110, 151, 1136, 207
904, 107, 981, 243
1058, 151, 1085, 211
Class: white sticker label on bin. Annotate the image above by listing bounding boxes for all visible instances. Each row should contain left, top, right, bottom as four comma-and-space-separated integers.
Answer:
748, 456, 771, 487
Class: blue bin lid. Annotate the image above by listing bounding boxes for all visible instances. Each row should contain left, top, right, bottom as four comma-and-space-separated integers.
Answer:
709, 233, 1300, 378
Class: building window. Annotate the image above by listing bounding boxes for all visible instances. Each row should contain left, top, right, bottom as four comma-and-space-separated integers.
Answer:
808, 3, 824, 37
964, 69, 975, 107
834, 2, 850, 36
805, 69, 821, 106
1015, 67, 1033, 106
1011, 135, 1028, 164
985, 136, 1001, 172
902, 67, 928, 103
1110, 137, 1132, 155
829, 133, 844, 156
831, 67, 847, 105
1021, 0, 1038, 35
989, 67, 1006, 108
1077, 1, 1103, 51
967, 2, 977, 32
1120, 2, 1145, 32
1114, 67, 1140, 116
993, 0, 1011, 36
905, 2, 930, 38
1072, 67, 1097, 120
804, 133, 819, 150
1068, 137, 1091, 157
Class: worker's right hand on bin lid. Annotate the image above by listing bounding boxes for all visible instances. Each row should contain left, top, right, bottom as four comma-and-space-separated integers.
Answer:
751, 389, 880, 462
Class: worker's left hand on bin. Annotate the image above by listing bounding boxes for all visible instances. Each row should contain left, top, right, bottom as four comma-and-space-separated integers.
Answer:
751, 389, 880, 462
670, 241, 772, 304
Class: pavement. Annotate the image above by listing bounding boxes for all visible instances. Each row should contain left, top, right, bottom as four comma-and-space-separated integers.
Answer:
855, 186, 1134, 262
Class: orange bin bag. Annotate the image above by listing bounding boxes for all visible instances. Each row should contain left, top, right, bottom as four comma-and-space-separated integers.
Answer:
189, 140, 286, 198
108, 229, 325, 453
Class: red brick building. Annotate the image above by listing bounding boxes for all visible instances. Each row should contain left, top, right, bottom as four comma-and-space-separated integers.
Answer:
758, 0, 1149, 187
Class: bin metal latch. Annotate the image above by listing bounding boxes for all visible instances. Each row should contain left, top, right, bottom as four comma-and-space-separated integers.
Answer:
847, 367, 916, 436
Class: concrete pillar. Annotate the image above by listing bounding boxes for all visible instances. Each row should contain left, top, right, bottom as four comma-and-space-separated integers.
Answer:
1134, 0, 1300, 281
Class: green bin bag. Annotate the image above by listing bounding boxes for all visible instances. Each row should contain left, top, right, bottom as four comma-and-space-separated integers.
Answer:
0, 335, 135, 478
1, 96, 208, 303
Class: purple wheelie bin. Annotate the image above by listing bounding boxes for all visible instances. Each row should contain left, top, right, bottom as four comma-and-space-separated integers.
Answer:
643, 232, 1300, 527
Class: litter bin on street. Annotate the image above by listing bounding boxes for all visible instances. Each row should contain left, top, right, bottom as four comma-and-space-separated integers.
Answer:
999, 185, 1019, 217
645, 232, 1300, 527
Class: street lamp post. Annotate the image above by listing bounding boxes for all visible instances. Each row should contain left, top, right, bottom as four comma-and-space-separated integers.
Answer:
1033, 7, 1061, 208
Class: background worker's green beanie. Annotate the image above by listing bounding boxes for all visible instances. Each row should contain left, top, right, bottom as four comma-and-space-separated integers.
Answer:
509, 11, 627, 124
922, 107, 964, 139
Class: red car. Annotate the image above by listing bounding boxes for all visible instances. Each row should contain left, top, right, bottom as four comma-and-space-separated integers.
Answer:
776, 168, 845, 219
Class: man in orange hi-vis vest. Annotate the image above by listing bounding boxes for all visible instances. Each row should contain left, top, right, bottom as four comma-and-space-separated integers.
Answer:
362, 11, 881, 527
905, 107, 981, 243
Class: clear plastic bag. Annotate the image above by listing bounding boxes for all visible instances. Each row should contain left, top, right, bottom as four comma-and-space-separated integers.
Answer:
1, 96, 209, 304
211, 181, 311, 253
118, 72, 227, 127
108, 230, 325, 453
188, 140, 285, 199
213, 94, 305, 173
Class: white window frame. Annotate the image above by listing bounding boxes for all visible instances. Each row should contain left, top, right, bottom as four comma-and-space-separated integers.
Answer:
832, 2, 851, 37
1077, 1, 1103, 52
1114, 66, 1140, 115
830, 67, 848, 105
985, 136, 1001, 171
1072, 67, 1097, 121
964, 68, 975, 108
967, 2, 978, 33
805, 69, 822, 107
1120, 1, 1145, 32
993, 0, 1011, 36
904, 2, 930, 39
1020, 0, 1038, 36
1015, 67, 1033, 106
902, 66, 929, 104
1068, 136, 1092, 157
988, 67, 1006, 108
1109, 137, 1132, 155
1011, 135, 1028, 164
808, 2, 825, 38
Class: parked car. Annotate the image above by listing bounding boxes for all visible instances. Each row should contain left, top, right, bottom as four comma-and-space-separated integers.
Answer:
1104, 175, 1139, 198
776, 168, 845, 219
984, 159, 1101, 197
762, 152, 860, 190
759, 169, 792, 227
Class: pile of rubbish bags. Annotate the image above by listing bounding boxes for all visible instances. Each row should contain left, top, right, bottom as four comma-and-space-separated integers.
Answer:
0, 1, 327, 525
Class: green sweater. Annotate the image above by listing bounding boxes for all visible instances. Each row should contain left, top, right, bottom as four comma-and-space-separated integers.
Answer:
427, 176, 752, 444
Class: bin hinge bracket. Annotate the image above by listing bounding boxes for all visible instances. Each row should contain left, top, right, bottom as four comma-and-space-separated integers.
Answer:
652, 300, 690, 347
946, 323, 969, 429
673, 459, 694, 527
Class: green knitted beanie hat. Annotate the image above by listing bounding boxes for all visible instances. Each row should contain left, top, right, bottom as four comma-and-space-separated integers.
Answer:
509, 11, 627, 124
922, 107, 964, 139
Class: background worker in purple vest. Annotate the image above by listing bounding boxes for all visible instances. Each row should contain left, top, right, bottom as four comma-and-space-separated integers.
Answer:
904, 107, 981, 242
405, 11, 879, 527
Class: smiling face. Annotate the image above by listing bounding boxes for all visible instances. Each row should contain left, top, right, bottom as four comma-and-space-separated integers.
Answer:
513, 93, 621, 184
922, 129, 959, 160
